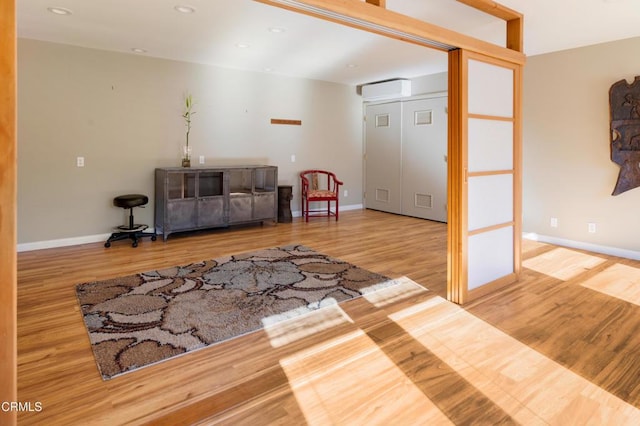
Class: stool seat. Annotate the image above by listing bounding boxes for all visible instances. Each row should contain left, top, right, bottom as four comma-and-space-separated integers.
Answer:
114, 194, 149, 209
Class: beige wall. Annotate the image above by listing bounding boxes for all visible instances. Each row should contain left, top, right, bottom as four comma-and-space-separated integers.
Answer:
523, 36, 640, 254
18, 39, 364, 245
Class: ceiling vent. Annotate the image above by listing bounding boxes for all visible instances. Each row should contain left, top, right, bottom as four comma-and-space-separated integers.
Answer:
362, 79, 411, 101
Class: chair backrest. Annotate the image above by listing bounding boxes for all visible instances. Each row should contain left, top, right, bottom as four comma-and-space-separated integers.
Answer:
300, 170, 339, 192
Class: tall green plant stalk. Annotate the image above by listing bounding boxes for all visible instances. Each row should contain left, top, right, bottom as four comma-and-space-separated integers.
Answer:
183, 94, 195, 158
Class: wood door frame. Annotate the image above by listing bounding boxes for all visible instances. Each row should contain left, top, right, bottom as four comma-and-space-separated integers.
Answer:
256, 0, 525, 305
255, 0, 524, 61
1, 0, 17, 425
0, 4, 524, 423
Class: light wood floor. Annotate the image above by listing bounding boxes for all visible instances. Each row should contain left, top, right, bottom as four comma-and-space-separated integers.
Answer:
17, 209, 640, 425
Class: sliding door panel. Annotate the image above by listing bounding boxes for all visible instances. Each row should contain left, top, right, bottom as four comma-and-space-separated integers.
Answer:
466, 57, 516, 295
465, 55, 519, 299
448, 49, 522, 304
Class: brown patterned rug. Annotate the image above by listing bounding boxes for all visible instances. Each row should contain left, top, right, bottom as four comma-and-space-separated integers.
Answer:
76, 244, 394, 380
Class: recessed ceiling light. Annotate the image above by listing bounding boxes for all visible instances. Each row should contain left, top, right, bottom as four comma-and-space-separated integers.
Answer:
268, 27, 287, 34
131, 48, 147, 54
235, 43, 251, 49
263, 67, 275, 72
174, 5, 196, 13
346, 63, 358, 68
47, 7, 72, 15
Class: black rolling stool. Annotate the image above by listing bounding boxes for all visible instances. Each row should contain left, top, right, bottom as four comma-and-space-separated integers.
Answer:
105, 194, 157, 248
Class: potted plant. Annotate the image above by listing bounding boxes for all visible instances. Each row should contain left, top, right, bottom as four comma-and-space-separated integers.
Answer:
182, 93, 195, 167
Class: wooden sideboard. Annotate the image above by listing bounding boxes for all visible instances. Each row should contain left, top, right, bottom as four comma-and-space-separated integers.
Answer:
155, 165, 277, 240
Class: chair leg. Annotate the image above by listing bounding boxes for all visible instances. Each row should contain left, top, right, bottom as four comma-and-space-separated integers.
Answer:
335, 198, 339, 221
305, 197, 309, 222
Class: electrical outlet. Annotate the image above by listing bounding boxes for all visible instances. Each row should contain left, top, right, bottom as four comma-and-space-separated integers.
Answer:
76, 156, 85, 167
290, 154, 296, 163
550, 217, 558, 228
343, 189, 348, 197
199, 155, 205, 164
588, 222, 597, 233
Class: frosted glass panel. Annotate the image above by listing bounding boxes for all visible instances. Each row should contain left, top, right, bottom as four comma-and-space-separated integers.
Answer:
468, 60, 513, 118
468, 119, 513, 172
468, 226, 514, 290
468, 174, 513, 231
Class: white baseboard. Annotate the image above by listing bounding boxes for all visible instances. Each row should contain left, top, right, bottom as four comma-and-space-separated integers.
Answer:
17, 233, 113, 252
17, 204, 365, 253
523, 232, 640, 261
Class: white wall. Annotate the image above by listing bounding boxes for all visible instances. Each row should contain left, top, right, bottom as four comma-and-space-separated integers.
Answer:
17, 39, 363, 245
411, 71, 448, 95
523, 36, 640, 256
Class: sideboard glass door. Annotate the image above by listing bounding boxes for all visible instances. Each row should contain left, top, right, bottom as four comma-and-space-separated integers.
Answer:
198, 172, 225, 227
167, 172, 197, 230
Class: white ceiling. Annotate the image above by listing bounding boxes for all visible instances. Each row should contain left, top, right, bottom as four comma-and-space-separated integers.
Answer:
17, 0, 640, 86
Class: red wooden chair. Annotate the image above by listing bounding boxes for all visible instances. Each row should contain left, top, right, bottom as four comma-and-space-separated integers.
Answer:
300, 170, 343, 222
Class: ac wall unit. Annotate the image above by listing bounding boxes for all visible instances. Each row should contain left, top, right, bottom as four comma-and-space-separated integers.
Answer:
362, 79, 411, 101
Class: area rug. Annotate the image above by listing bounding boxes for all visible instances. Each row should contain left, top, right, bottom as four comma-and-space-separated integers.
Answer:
76, 244, 394, 380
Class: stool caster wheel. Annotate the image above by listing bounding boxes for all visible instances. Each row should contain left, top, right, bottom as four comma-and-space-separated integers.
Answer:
151, 235, 157, 241
104, 242, 111, 248
132, 241, 138, 248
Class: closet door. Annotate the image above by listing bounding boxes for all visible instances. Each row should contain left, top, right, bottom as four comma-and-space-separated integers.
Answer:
401, 97, 448, 222
364, 102, 402, 214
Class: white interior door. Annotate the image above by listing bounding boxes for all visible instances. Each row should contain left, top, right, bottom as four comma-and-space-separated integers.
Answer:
364, 102, 402, 214
401, 97, 448, 222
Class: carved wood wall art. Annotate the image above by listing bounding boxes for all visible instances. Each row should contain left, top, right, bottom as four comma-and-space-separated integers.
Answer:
610, 76, 640, 195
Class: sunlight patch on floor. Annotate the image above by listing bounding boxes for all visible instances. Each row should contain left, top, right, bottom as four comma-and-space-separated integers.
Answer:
363, 276, 427, 308
522, 247, 606, 281
389, 289, 640, 425
279, 329, 454, 426
580, 263, 640, 306
263, 278, 425, 348
263, 303, 353, 348
521, 236, 552, 255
